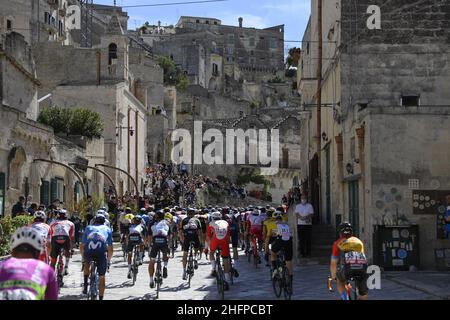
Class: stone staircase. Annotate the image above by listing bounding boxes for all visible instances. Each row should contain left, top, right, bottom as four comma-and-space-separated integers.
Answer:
298, 224, 336, 265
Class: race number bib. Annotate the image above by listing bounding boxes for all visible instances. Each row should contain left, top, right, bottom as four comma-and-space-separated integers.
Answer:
344, 251, 367, 267
277, 224, 291, 241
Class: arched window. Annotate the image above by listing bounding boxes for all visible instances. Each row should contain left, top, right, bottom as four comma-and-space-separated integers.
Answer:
108, 43, 118, 65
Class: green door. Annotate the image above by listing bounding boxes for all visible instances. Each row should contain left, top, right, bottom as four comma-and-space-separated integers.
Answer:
0, 172, 5, 217
348, 180, 359, 237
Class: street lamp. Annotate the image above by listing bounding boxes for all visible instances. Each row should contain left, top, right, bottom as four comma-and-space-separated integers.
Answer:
116, 126, 134, 137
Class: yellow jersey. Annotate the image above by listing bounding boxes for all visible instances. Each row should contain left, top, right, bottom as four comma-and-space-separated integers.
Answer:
264, 219, 278, 239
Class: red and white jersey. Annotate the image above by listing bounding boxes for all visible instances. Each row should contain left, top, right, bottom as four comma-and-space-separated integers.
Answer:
207, 220, 230, 241
30, 222, 50, 241
49, 219, 74, 240
247, 214, 265, 227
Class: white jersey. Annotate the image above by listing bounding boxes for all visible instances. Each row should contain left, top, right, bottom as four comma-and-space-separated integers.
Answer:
30, 222, 50, 241
210, 220, 229, 240
151, 220, 169, 238
248, 214, 265, 227
276, 222, 292, 241
129, 224, 145, 237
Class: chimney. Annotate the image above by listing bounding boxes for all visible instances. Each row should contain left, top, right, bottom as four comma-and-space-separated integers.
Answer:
158, 21, 161, 28
239, 17, 243, 28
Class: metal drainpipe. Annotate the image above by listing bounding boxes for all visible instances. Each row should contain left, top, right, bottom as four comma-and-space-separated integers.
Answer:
127, 108, 131, 192
96, 51, 101, 85
135, 109, 139, 195
356, 126, 366, 236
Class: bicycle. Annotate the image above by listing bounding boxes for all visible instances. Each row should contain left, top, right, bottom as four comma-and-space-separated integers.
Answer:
327, 275, 358, 300
87, 259, 100, 300
121, 234, 128, 262
272, 249, 292, 300
186, 241, 196, 287
130, 243, 140, 286
250, 234, 261, 269
215, 247, 225, 300
171, 230, 178, 258
56, 247, 65, 291
154, 250, 163, 299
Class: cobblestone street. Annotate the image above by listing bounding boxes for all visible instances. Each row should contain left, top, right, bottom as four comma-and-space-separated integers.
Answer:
59, 244, 440, 300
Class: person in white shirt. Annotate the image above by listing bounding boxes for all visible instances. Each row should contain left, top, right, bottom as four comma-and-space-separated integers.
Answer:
294, 193, 314, 258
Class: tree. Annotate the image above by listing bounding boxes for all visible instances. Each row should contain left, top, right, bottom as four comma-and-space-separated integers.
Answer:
157, 56, 190, 89
38, 106, 104, 140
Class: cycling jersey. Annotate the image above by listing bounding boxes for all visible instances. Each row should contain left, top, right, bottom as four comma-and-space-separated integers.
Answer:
49, 219, 74, 240
275, 222, 292, 241
0, 258, 58, 300
207, 220, 231, 257
264, 219, 278, 239
182, 217, 201, 236
82, 225, 113, 249
29, 222, 50, 263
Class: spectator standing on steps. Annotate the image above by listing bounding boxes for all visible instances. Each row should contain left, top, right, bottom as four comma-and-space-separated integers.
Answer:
295, 193, 314, 258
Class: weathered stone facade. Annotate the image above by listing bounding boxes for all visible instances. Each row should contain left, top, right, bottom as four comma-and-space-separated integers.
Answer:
298, 0, 450, 269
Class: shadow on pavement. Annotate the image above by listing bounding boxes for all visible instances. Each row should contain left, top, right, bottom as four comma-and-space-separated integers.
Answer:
106, 281, 135, 289
59, 294, 86, 300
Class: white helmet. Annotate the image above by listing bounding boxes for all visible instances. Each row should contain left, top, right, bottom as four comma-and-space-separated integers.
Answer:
10, 227, 44, 252
34, 210, 46, 220
103, 212, 110, 220
211, 211, 222, 220
252, 209, 260, 216
97, 209, 106, 215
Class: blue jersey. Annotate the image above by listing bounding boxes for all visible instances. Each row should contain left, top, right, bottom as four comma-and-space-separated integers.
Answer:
445, 206, 450, 233
82, 225, 113, 251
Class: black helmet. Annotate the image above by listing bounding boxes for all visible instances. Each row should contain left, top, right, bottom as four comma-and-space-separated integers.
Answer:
155, 210, 165, 220
338, 222, 353, 236
187, 208, 196, 215
94, 214, 106, 225
125, 207, 132, 214
133, 216, 143, 224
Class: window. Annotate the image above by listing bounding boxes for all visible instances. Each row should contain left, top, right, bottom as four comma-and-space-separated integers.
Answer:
72, 19, 75, 25
214, 21, 218, 25
108, 43, 118, 65
205, 20, 209, 24
250, 50, 254, 56
401, 95, 420, 107
196, 19, 200, 23
270, 38, 277, 49
212, 63, 219, 76
306, 42, 310, 54
281, 148, 289, 168
249, 37, 255, 46
6, 19, 12, 30
40, 180, 50, 207
228, 34, 235, 44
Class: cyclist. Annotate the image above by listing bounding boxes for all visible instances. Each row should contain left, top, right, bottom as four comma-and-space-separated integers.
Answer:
246, 208, 265, 263
139, 208, 152, 259
30, 210, 51, 263
119, 208, 134, 247
127, 216, 146, 278
277, 206, 289, 223
80, 214, 113, 300
0, 227, 58, 300
330, 222, 369, 300
206, 211, 232, 291
148, 211, 171, 289
48, 209, 74, 275
263, 207, 277, 266
224, 207, 240, 271
270, 211, 293, 284
181, 208, 202, 280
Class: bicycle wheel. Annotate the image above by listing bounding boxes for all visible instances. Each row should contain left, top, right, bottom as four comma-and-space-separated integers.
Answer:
216, 267, 224, 300
88, 262, 97, 300
156, 263, 161, 299
282, 267, 292, 300
132, 247, 138, 285
272, 270, 282, 298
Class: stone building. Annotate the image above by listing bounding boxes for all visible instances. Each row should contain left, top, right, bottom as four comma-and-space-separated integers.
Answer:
0, 31, 104, 216
151, 16, 286, 94
297, 0, 450, 269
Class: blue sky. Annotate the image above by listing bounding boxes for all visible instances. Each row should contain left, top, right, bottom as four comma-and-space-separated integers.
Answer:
93, 0, 311, 53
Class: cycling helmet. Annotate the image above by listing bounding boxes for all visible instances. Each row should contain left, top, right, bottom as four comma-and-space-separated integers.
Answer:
100, 207, 107, 212
140, 208, 147, 215
97, 209, 106, 215
164, 207, 171, 213
103, 212, 110, 220
273, 211, 283, 220
155, 210, 165, 220
338, 222, 353, 236
125, 207, 132, 214
10, 227, 44, 252
252, 209, 260, 216
222, 207, 229, 214
34, 210, 46, 220
211, 211, 222, 220
202, 208, 209, 214
187, 207, 196, 214
94, 214, 106, 224
57, 209, 68, 218
133, 216, 143, 224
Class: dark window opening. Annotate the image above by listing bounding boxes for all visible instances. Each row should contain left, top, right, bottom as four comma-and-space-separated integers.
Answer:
214, 21, 218, 25
196, 20, 200, 23
206, 20, 209, 24
108, 43, 118, 65
6, 20, 12, 30
401, 95, 420, 107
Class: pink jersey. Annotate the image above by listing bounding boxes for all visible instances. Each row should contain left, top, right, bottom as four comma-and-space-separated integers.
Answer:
0, 258, 58, 300
49, 219, 74, 240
